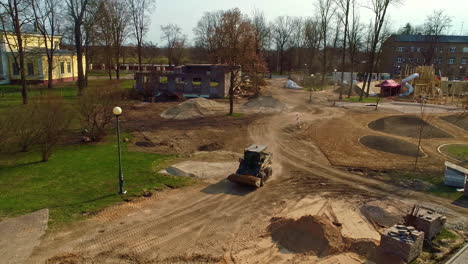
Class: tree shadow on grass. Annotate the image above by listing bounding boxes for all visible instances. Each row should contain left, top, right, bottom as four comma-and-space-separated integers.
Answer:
49, 193, 118, 209
201, 179, 257, 196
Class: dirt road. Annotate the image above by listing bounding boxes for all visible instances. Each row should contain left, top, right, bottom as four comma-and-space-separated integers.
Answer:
29, 79, 467, 264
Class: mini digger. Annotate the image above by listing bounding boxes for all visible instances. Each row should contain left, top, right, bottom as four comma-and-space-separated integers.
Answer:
228, 144, 272, 187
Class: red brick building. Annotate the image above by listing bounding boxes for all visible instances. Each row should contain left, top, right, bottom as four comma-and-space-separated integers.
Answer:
381, 35, 468, 80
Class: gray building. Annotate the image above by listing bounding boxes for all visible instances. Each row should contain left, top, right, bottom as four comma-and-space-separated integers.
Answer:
444, 161, 468, 188
135, 64, 241, 100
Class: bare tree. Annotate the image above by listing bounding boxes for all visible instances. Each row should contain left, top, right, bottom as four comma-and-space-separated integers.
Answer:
194, 9, 267, 115
421, 10, 452, 66
30, 0, 62, 89
0, 0, 31, 104
346, 0, 363, 98
128, 0, 155, 71
359, 0, 401, 101
161, 24, 184, 67
304, 16, 322, 74
336, 0, 350, 100
94, 0, 129, 79
270, 16, 294, 75
65, 0, 90, 95
316, 0, 336, 87
251, 9, 270, 55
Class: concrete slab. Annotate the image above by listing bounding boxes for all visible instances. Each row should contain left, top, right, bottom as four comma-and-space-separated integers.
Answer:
0, 209, 49, 264
160, 161, 238, 181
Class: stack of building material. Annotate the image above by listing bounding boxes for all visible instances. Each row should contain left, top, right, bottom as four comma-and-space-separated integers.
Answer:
407, 207, 447, 240
380, 225, 424, 263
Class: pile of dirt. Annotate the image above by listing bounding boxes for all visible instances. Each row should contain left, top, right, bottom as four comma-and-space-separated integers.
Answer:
360, 205, 404, 228
160, 98, 225, 120
244, 96, 285, 113
268, 215, 345, 256
440, 114, 468, 131
198, 142, 223, 151
368, 115, 452, 138
359, 135, 424, 157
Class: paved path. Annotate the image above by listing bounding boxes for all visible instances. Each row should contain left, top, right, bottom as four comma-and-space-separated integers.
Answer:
446, 243, 468, 264
0, 209, 49, 264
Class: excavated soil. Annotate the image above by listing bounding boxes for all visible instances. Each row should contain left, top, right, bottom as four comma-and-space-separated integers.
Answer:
160, 98, 226, 120
440, 114, 468, 131
268, 215, 345, 256
244, 96, 286, 113
368, 115, 452, 138
359, 135, 424, 157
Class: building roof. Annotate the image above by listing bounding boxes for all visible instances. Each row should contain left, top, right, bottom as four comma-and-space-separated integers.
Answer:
393, 34, 468, 43
245, 144, 267, 153
376, 79, 401, 88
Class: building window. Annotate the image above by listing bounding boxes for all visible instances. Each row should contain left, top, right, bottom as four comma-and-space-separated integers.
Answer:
27, 63, 34, 76
12, 63, 19, 75
396, 57, 403, 63
448, 58, 455, 64
417, 58, 425, 63
463, 47, 468, 53
461, 58, 467, 65
408, 58, 413, 63
439, 47, 444, 52
397, 47, 404, 52
67, 62, 71, 73
416, 47, 421, 52
450, 47, 456, 53
410, 46, 415, 52
60, 62, 65, 74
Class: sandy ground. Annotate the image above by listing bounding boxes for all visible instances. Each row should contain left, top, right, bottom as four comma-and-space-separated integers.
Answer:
19, 79, 468, 263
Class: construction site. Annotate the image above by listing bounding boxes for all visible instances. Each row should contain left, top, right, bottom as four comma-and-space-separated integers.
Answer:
0, 69, 461, 264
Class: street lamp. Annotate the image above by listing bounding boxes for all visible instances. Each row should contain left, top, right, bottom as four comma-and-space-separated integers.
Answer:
113, 106, 126, 194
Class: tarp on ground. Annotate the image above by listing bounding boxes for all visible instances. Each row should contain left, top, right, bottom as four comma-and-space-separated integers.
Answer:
286, 79, 303, 89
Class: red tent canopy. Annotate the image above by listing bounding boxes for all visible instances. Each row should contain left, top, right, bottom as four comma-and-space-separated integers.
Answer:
375, 79, 401, 88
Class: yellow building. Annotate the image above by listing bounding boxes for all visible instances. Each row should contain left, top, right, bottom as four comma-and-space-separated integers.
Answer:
0, 31, 85, 85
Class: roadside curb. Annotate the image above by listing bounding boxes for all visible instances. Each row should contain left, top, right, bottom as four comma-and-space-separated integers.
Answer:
445, 242, 468, 264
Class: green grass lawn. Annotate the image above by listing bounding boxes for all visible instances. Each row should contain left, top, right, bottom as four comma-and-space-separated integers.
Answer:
0, 79, 135, 111
343, 96, 380, 103
387, 170, 464, 200
88, 71, 134, 77
0, 135, 192, 226
440, 144, 468, 162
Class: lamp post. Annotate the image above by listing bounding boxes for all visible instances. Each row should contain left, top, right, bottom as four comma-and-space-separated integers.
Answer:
113, 106, 126, 194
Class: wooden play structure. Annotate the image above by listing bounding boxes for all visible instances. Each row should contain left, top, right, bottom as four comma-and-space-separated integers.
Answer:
398, 65, 467, 107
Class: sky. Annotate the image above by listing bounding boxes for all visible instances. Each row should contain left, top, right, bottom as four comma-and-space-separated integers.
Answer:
147, 0, 468, 46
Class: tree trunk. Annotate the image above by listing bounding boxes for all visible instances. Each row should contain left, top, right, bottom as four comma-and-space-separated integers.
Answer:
47, 56, 53, 89
138, 42, 142, 71
75, 23, 86, 96
229, 69, 235, 115
339, 1, 350, 101
359, 72, 368, 101
279, 47, 284, 75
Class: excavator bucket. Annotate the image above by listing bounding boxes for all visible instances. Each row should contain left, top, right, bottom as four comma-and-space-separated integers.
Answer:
228, 174, 262, 188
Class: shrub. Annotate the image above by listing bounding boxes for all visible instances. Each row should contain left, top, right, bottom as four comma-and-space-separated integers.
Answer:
33, 96, 73, 162
78, 81, 126, 142
9, 104, 40, 152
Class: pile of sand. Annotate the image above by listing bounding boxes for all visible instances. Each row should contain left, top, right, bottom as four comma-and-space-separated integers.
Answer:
268, 215, 345, 256
359, 135, 424, 157
160, 98, 225, 120
244, 96, 285, 113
